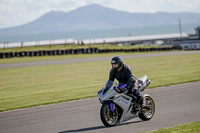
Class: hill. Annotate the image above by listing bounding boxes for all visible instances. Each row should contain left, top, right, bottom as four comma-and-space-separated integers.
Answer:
0, 4, 199, 36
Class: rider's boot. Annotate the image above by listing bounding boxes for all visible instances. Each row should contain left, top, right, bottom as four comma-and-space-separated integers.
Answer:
128, 94, 137, 114
134, 90, 144, 111
130, 97, 141, 114
129, 90, 143, 114
134, 90, 143, 104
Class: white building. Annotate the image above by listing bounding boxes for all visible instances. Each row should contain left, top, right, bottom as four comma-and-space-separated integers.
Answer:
173, 26, 200, 50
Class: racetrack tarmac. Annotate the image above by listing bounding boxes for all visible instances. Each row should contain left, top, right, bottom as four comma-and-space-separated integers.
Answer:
0, 50, 200, 69
0, 81, 200, 133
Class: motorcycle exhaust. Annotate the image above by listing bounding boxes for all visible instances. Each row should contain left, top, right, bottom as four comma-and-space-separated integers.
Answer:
139, 79, 151, 92
146, 79, 151, 87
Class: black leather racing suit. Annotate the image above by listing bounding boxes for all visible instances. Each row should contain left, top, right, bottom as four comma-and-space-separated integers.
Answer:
109, 64, 139, 94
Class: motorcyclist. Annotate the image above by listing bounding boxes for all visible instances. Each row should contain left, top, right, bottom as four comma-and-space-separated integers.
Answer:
109, 56, 143, 105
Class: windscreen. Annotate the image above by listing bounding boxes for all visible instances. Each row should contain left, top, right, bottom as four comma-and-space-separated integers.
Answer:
102, 80, 114, 94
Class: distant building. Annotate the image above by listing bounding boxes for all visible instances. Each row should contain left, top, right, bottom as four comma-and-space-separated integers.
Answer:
173, 26, 200, 50
196, 26, 200, 39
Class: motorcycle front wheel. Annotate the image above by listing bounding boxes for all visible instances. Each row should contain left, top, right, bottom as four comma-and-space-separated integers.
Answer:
100, 103, 118, 127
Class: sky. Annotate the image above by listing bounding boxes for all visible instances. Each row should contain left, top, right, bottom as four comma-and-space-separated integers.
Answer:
0, 0, 200, 29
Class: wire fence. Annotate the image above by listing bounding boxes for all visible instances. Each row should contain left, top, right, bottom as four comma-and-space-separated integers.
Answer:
0, 39, 75, 49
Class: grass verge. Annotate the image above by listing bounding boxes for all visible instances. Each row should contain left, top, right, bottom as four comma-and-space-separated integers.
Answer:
0, 44, 165, 53
142, 121, 200, 133
0, 53, 200, 112
0, 52, 151, 64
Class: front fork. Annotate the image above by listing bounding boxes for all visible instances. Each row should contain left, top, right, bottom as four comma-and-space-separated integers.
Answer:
110, 103, 116, 115
110, 103, 115, 112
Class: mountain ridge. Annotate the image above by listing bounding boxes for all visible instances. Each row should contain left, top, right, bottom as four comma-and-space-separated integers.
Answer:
0, 4, 199, 36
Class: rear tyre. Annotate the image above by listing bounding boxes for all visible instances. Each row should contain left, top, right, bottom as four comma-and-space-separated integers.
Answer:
139, 95, 155, 121
100, 103, 118, 127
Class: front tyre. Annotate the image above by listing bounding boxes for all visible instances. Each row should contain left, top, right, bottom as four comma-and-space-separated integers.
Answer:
139, 95, 155, 121
100, 103, 118, 127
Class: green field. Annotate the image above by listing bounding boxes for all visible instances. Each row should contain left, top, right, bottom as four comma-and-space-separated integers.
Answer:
0, 52, 200, 112
142, 121, 200, 133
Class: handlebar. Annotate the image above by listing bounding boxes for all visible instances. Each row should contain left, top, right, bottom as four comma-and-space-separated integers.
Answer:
113, 86, 126, 93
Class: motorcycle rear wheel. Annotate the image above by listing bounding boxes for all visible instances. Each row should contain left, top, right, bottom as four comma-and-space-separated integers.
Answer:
100, 103, 118, 127
139, 95, 155, 121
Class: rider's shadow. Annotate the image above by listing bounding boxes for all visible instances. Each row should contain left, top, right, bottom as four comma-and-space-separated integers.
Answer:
58, 120, 143, 133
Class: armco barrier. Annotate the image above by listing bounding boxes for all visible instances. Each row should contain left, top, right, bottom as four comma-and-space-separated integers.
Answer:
39, 51, 43, 56
5, 53, 9, 58
0, 46, 183, 59
19, 52, 25, 57
14, 52, 19, 57
24, 52, 29, 56
0, 53, 5, 58
9, 52, 14, 58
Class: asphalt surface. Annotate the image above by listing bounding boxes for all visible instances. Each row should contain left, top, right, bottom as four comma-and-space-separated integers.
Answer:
0, 81, 200, 133
1, 50, 200, 69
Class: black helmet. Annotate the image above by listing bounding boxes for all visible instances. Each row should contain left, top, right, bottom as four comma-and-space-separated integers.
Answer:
111, 56, 124, 70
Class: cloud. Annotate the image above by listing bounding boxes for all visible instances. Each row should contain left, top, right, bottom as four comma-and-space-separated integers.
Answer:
101, 0, 200, 13
0, 0, 200, 29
